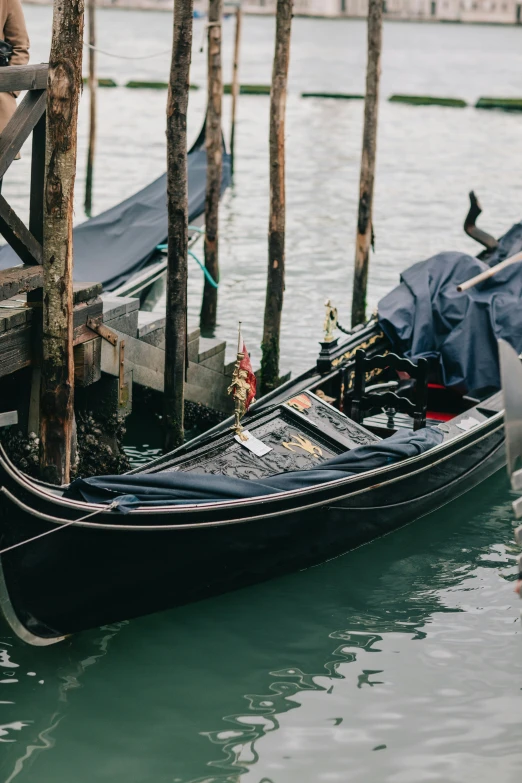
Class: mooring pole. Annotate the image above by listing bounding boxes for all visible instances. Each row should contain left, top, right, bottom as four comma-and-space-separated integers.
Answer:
40, 0, 84, 484
84, 0, 96, 217
230, 1, 242, 175
200, 0, 223, 334
164, 0, 194, 452
260, 0, 293, 395
351, 0, 383, 328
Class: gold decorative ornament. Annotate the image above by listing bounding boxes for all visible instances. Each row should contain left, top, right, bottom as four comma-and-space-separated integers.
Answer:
227, 361, 250, 441
227, 322, 256, 441
282, 433, 323, 458
323, 299, 338, 342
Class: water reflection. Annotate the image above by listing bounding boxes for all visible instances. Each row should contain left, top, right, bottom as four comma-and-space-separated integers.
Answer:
177, 472, 520, 783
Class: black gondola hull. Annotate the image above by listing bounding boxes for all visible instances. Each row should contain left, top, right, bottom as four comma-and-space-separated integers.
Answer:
0, 416, 505, 642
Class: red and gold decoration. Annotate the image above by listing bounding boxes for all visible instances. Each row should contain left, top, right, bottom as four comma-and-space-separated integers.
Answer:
227, 323, 257, 440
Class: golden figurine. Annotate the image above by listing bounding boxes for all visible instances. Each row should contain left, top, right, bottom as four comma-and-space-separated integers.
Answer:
323, 299, 338, 342
228, 322, 257, 441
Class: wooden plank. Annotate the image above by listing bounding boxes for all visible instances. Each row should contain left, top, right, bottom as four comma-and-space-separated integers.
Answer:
0, 196, 42, 266
0, 264, 43, 302
101, 327, 165, 392
73, 281, 103, 303
72, 297, 103, 329
0, 323, 32, 378
74, 337, 101, 386
0, 63, 48, 93
0, 90, 47, 182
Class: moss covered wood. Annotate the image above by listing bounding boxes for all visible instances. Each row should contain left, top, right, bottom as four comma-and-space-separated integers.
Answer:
200, 0, 223, 333
84, 0, 96, 217
40, 0, 84, 485
351, 0, 382, 328
260, 0, 293, 395
164, 0, 194, 452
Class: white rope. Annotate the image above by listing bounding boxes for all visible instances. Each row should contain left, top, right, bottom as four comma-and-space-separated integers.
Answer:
83, 41, 171, 60
83, 20, 222, 61
0, 501, 118, 556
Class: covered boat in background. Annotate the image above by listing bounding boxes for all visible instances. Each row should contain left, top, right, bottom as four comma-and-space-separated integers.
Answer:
0, 123, 232, 291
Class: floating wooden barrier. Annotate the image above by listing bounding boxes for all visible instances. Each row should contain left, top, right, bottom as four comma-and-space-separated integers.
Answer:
125, 80, 200, 90
82, 77, 117, 88
389, 94, 467, 108
224, 83, 270, 95
475, 97, 522, 112
301, 92, 364, 100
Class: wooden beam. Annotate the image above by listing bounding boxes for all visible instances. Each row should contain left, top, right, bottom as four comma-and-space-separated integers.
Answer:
260, 0, 293, 395
164, 0, 194, 451
0, 196, 42, 266
0, 265, 43, 302
84, 0, 97, 217
200, 0, 223, 333
0, 90, 47, 182
0, 63, 48, 93
40, 0, 84, 485
230, 4, 242, 174
351, 0, 383, 327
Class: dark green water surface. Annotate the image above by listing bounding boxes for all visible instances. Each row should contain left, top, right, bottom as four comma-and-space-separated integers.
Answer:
1, 472, 521, 782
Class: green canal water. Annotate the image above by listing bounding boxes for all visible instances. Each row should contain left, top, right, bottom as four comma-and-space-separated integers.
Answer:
1, 473, 520, 781
1, 8, 522, 781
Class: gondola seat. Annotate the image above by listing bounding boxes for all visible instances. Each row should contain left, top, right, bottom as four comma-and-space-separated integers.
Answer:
350, 349, 428, 433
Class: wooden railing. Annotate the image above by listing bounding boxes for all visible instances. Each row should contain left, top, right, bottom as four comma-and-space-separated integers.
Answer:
0, 63, 48, 268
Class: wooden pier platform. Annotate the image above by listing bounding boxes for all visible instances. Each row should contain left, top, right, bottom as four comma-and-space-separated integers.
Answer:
0, 264, 234, 433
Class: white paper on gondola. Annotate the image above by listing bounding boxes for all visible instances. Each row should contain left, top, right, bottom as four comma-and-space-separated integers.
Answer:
455, 416, 480, 432
235, 431, 272, 456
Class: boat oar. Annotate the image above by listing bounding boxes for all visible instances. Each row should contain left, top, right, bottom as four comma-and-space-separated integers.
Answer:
457, 251, 522, 292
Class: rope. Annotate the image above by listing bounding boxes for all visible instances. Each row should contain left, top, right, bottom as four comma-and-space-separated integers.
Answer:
83, 41, 171, 60
155, 243, 219, 288
0, 501, 118, 556
337, 321, 352, 335
189, 249, 219, 288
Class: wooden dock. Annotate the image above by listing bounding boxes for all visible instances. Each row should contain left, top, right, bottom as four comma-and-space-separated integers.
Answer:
0, 264, 233, 427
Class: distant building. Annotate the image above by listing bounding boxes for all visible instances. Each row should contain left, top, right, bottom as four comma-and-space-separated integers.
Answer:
202, 0, 522, 24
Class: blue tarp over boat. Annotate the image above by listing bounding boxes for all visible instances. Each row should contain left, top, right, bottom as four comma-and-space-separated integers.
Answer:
0, 124, 231, 291
66, 428, 443, 510
378, 220, 522, 394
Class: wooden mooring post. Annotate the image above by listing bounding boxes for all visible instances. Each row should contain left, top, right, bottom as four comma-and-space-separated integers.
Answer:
84, 0, 96, 217
230, 1, 242, 175
200, 0, 223, 334
164, 0, 194, 452
351, 0, 383, 328
40, 0, 84, 484
260, 0, 292, 395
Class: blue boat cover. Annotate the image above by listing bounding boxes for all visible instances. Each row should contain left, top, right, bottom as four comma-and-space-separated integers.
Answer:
66, 427, 443, 511
0, 125, 231, 291
378, 243, 522, 394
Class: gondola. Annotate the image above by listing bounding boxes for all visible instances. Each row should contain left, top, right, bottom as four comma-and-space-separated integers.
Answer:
0, 205, 521, 646
0, 122, 232, 292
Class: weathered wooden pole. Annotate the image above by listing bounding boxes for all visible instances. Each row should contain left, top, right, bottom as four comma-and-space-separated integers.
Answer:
351, 0, 383, 328
200, 0, 223, 334
260, 0, 292, 395
40, 0, 84, 484
230, 2, 242, 174
84, 0, 96, 217
164, 0, 194, 452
